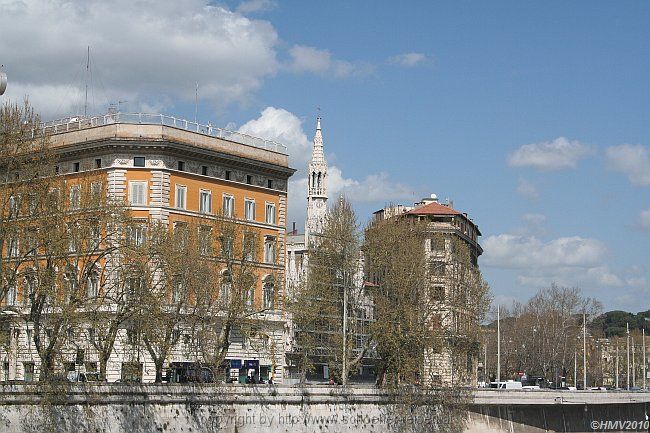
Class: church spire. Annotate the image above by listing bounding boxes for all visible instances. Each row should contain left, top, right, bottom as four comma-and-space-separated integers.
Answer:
305, 115, 328, 243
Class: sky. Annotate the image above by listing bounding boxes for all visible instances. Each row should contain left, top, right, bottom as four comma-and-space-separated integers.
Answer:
1, 0, 649, 312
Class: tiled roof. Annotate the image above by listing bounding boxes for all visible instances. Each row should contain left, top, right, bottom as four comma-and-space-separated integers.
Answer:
405, 201, 461, 216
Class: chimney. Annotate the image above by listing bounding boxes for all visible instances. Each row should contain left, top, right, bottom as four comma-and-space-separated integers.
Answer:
292, 222, 296, 235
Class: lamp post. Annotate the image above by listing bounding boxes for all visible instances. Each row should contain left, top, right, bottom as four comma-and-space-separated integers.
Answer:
497, 305, 501, 387
627, 323, 630, 390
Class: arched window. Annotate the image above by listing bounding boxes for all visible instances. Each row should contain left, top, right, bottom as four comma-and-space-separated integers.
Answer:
263, 276, 275, 310
86, 269, 99, 299
220, 270, 232, 304
63, 271, 77, 303
6, 284, 16, 306
22, 272, 36, 305
317, 172, 322, 189
311, 172, 316, 189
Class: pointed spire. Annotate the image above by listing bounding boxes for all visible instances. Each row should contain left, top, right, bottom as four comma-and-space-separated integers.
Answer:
310, 116, 325, 164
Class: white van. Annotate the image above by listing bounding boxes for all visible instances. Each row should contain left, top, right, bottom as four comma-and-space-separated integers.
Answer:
490, 381, 523, 390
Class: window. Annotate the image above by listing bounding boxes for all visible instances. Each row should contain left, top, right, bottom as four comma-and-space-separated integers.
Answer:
431, 236, 446, 252
267, 179, 273, 189
222, 194, 234, 217
263, 278, 275, 309
175, 185, 187, 209
67, 223, 77, 252
221, 235, 233, 258
172, 276, 183, 303
432, 261, 446, 276
25, 228, 37, 256
69, 185, 81, 210
225, 170, 231, 180
174, 222, 189, 249
27, 194, 37, 216
126, 277, 142, 300
63, 273, 77, 303
243, 285, 254, 307
73, 162, 80, 172
95, 158, 102, 169
46, 188, 60, 212
23, 274, 36, 305
8, 238, 19, 257
90, 182, 102, 204
8, 195, 19, 218
265, 203, 276, 225
177, 161, 185, 171
246, 175, 252, 184
23, 362, 35, 382
129, 181, 148, 205
90, 221, 101, 250
244, 199, 255, 221
201, 165, 208, 176
432, 285, 445, 301
133, 157, 145, 167
220, 271, 231, 303
6, 285, 16, 306
264, 237, 276, 264
199, 189, 212, 214
199, 227, 212, 256
243, 232, 256, 261
126, 224, 145, 247
87, 272, 99, 299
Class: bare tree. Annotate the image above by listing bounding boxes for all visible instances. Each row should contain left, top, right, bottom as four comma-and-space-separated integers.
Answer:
290, 197, 367, 384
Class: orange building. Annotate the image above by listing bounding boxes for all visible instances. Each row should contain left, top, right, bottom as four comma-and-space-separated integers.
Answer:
1, 113, 295, 383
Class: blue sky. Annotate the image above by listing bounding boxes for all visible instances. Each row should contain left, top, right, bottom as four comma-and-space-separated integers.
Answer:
1, 0, 649, 311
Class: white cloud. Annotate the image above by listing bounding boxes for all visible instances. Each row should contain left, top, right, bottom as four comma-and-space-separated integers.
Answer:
0, 0, 280, 118
238, 106, 312, 168
236, 0, 277, 14
638, 209, 650, 230
516, 178, 539, 200
328, 167, 415, 203
483, 234, 607, 269
287, 45, 374, 78
239, 107, 417, 227
605, 144, 650, 186
389, 52, 428, 67
508, 137, 591, 170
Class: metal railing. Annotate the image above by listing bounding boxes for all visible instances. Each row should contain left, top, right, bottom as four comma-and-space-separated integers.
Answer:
40, 113, 288, 155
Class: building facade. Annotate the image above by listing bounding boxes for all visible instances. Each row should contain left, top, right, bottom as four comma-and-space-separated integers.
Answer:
0, 113, 295, 383
373, 194, 484, 386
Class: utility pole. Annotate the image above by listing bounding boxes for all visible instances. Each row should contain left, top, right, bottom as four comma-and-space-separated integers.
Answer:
627, 323, 630, 390
342, 249, 348, 387
484, 342, 487, 385
574, 350, 577, 388
497, 305, 501, 387
643, 329, 646, 390
616, 337, 618, 389
583, 313, 587, 389
630, 337, 636, 386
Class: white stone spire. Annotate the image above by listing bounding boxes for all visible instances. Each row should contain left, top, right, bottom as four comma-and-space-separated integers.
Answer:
305, 116, 328, 244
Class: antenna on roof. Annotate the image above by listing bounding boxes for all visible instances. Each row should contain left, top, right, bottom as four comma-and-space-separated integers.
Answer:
194, 82, 199, 123
84, 46, 90, 117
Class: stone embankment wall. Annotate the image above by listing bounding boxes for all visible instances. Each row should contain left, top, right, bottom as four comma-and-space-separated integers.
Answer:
0, 384, 648, 433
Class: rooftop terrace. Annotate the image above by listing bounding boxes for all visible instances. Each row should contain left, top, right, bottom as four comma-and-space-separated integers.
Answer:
40, 113, 288, 155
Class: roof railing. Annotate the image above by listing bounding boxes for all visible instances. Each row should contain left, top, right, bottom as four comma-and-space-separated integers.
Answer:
39, 112, 288, 155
